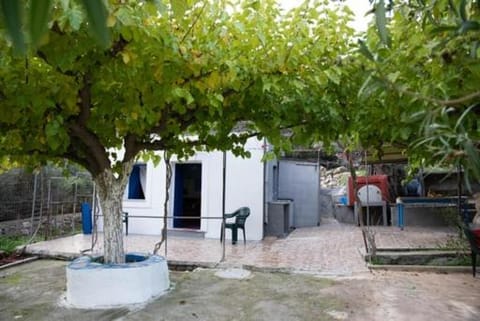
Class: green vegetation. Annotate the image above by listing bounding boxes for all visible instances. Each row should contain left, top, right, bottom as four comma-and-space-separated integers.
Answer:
3, 272, 23, 285
0, 235, 30, 254
428, 255, 475, 267
359, 0, 480, 187
0, 0, 354, 263
370, 253, 478, 267
0, 0, 478, 264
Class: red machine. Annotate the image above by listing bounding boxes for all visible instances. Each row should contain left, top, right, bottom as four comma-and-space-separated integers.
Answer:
347, 175, 390, 206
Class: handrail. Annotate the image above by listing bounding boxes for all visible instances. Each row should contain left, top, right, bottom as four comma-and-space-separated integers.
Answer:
94, 214, 224, 220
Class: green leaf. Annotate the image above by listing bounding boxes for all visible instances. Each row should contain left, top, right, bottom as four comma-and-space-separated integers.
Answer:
170, 0, 189, 21
459, 20, 480, 34
387, 71, 400, 83
399, 127, 411, 140
448, 0, 459, 16
29, 0, 53, 46
115, 7, 134, 26
0, 0, 25, 54
66, 5, 84, 31
459, 0, 467, 22
454, 104, 476, 131
470, 41, 479, 59
324, 69, 340, 85
430, 25, 457, 34
80, 0, 110, 47
358, 40, 375, 62
214, 93, 224, 102
172, 87, 194, 105
464, 140, 480, 179
375, 0, 390, 47
45, 121, 61, 150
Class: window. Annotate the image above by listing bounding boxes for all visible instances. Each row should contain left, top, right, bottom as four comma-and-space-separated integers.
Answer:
125, 164, 147, 200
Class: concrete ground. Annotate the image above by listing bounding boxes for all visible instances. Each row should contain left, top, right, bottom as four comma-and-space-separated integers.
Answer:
1, 259, 479, 321
23, 219, 457, 276
4, 219, 476, 320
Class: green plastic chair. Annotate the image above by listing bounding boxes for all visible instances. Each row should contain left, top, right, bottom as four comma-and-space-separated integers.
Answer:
220, 207, 250, 245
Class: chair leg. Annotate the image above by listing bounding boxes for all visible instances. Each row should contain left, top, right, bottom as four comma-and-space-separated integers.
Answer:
231, 226, 238, 245
220, 224, 224, 243
473, 251, 476, 277
243, 228, 246, 245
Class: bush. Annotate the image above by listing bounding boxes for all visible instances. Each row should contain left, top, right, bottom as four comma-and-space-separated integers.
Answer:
0, 235, 29, 254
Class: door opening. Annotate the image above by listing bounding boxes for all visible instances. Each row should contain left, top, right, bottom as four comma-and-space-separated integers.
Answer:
173, 164, 202, 229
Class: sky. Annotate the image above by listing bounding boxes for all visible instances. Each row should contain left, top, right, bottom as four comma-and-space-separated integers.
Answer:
278, 0, 372, 31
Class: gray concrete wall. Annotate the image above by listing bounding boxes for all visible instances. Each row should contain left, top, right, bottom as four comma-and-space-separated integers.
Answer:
264, 160, 276, 203
391, 206, 453, 227
319, 189, 335, 219
334, 205, 355, 224
278, 161, 320, 227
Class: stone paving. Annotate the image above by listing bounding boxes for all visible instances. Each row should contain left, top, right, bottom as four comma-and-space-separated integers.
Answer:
24, 218, 458, 276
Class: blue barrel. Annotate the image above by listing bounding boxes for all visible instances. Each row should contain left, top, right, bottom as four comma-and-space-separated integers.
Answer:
81, 203, 92, 234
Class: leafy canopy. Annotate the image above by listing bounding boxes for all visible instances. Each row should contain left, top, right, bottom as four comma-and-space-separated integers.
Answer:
0, 0, 355, 177
356, 0, 480, 184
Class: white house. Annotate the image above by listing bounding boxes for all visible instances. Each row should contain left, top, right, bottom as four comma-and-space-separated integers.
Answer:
98, 137, 269, 241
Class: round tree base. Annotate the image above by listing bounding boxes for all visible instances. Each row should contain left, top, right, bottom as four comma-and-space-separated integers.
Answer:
66, 253, 170, 308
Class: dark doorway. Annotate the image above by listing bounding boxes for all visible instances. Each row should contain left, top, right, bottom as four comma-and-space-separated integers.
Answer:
173, 164, 202, 229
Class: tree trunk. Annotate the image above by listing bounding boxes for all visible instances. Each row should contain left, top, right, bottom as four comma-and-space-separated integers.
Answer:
94, 161, 134, 264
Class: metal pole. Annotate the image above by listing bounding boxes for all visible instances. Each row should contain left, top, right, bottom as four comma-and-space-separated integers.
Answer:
91, 182, 97, 252
164, 154, 172, 258
365, 150, 370, 226
91, 181, 96, 214
45, 178, 52, 240
457, 165, 463, 220
29, 173, 38, 235
72, 179, 78, 232
221, 151, 227, 262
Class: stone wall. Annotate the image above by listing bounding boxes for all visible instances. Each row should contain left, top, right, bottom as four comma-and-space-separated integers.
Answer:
0, 213, 82, 237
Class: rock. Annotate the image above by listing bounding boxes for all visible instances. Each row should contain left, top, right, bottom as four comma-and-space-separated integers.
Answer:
333, 166, 348, 174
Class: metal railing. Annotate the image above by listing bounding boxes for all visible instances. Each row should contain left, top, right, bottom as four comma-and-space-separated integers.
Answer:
91, 213, 229, 261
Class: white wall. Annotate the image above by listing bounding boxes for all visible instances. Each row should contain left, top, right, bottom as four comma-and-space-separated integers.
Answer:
97, 137, 266, 241
211, 138, 266, 241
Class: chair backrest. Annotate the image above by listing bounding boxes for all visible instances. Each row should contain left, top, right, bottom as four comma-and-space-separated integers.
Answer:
234, 207, 250, 227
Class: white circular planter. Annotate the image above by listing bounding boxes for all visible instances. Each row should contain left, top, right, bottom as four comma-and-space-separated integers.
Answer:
66, 253, 170, 308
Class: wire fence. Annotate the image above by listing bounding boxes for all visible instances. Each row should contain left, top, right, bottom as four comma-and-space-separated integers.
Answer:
0, 167, 94, 239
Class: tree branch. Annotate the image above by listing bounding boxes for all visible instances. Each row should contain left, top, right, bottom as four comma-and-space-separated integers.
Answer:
438, 91, 480, 106
68, 123, 110, 173
77, 73, 92, 125
124, 133, 141, 163
377, 73, 480, 107
63, 142, 99, 174
137, 139, 167, 151
398, 87, 480, 106
179, 2, 207, 44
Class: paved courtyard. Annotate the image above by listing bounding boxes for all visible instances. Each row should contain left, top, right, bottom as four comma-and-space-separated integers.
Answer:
4, 219, 478, 321
24, 218, 458, 275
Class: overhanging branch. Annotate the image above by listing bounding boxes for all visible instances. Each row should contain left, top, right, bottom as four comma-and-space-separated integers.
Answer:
399, 87, 480, 107
124, 133, 141, 163
68, 123, 110, 173
77, 73, 92, 125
